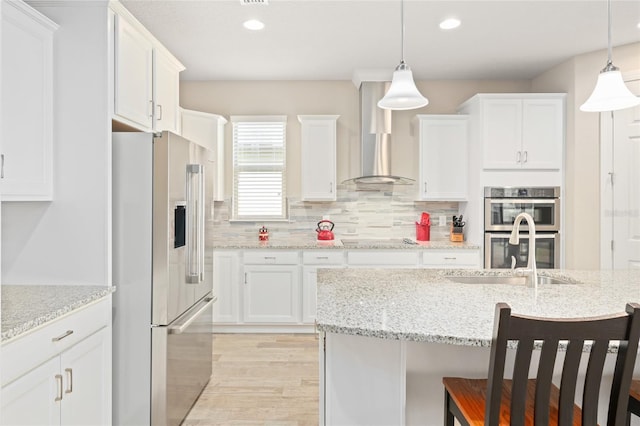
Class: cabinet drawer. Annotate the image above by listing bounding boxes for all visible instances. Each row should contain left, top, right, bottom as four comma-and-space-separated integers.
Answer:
421, 250, 480, 268
1, 297, 110, 386
303, 251, 344, 265
243, 250, 299, 265
347, 251, 419, 266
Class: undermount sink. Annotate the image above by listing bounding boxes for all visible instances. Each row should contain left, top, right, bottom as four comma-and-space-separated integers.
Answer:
447, 275, 579, 285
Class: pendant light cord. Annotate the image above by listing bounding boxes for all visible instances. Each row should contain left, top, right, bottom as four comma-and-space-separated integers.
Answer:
400, 0, 405, 63
607, 0, 612, 64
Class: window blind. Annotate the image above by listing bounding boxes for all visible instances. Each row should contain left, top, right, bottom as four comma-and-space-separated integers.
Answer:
232, 117, 287, 220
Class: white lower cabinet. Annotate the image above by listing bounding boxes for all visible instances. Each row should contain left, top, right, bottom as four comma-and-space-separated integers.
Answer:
302, 251, 346, 324
243, 264, 300, 323
212, 251, 241, 323
1, 299, 111, 426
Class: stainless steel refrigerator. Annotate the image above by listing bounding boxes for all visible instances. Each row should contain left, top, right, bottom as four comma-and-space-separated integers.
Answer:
112, 131, 215, 426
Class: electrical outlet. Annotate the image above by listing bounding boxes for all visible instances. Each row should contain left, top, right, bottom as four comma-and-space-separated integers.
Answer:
439, 216, 446, 227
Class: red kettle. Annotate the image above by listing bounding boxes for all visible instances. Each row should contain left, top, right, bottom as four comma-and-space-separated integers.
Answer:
316, 220, 335, 240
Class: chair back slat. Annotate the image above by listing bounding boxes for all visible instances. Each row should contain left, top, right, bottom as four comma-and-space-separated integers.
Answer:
582, 340, 609, 425
485, 303, 512, 426
608, 304, 640, 426
534, 339, 560, 425
511, 339, 534, 426
483, 302, 640, 426
558, 340, 584, 426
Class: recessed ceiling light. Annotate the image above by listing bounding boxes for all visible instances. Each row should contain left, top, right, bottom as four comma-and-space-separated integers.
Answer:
439, 18, 461, 30
243, 19, 265, 30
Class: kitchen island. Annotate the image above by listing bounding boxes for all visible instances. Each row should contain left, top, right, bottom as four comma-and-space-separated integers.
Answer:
316, 268, 640, 425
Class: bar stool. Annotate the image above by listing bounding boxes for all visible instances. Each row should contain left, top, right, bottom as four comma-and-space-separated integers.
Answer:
443, 302, 640, 426
629, 379, 640, 423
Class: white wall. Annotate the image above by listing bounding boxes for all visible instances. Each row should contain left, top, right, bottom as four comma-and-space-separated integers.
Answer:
1, 4, 112, 285
532, 42, 640, 269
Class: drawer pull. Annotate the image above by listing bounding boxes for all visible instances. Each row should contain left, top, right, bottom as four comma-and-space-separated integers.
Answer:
55, 374, 63, 402
316, 256, 329, 260
444, 257, 457, 260
264, 256, 276, 260
65, 368, 73, 394
51, 330, 74, 342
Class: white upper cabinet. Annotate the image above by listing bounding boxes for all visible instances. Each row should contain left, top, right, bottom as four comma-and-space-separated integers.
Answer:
111, 3, 184, 133
298, 115, 339, 201
463, 94, 565, 170
1, 1, 57, 201
153, 48, 182, 133
414, 115, 468, 201
181, 108, 227, 201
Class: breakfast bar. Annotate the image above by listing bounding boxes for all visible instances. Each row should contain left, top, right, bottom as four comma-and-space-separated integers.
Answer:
315, 268, 640, 425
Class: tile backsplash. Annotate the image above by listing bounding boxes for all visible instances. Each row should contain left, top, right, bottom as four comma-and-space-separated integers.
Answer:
212, 184, 461, 243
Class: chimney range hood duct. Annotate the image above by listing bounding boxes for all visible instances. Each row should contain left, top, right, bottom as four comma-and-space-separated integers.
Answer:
343, 81, 414, 185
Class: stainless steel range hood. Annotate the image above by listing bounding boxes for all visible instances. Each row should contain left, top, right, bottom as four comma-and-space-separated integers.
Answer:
343, 81, 414, 185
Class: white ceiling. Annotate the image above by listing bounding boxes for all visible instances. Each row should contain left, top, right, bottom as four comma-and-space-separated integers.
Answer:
121, 0, 640, 81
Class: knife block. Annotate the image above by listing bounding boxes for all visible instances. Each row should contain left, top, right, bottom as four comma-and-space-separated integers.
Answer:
450, 226, 464, 242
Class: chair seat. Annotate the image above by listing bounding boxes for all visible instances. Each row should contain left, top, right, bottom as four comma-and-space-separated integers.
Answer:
630, 379, 640, 417
443, 377, 583, 425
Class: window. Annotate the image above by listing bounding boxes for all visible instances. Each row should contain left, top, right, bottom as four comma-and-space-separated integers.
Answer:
231, 116, 287, 220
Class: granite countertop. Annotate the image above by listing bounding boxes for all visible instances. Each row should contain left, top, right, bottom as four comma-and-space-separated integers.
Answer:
212, 238, 480, 250
1, 285, 115, 342
315, 268, 640, 347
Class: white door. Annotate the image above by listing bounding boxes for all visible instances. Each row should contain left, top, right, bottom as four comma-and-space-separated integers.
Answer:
153, 50, 181, 133
212, 251, 241, 323
60, 328, 110, 426
521, 98, 563, 170
0, 357, 61, 426
482, 99, 521, 169
601, 76, 640, 269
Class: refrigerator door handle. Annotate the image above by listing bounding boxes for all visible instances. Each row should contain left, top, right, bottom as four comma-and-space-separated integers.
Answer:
169, 296, 216, 335
186, 164, 205, 284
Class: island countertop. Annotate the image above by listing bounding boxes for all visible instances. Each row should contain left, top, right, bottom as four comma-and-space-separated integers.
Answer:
315, 268, 640, 347
1, 285, 115, 342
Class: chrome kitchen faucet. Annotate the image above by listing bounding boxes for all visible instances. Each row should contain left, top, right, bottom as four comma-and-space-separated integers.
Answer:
509, 212, 538, 288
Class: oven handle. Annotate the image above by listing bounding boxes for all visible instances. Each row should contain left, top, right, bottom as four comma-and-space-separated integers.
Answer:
485, 232, 558, 240
169, 296, 216, 335
487, 198, 559, 205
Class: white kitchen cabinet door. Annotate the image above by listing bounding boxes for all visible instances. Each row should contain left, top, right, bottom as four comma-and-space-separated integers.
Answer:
415, 115, 468, 201
114, 14, 153, 131
0, 357, 61, 426
1, 1, 57, 201
243, 265, 300, 323
298, 115, 339, 201
480, 96, 564, 170
482, 99, 522, 169
301, 252, 345, 324
521, 98, 564, 170
60, 328, 110, 426
213, 251, 241, 323
153, 49, 182, 134
181, 109, 227, 201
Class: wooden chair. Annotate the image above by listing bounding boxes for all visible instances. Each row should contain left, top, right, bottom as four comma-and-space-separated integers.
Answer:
629, 379, 640, 423
443, 302, 640, 426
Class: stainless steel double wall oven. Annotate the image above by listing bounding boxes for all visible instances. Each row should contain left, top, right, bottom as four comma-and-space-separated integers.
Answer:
484, 187, 561, 269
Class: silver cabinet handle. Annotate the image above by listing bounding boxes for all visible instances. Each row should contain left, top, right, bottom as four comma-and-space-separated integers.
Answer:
55, 374, 63, 402
516, 151, 522, 163
523, 151, 528, 163
244, 272, 247, 284
149, 100, 154, 118
1, 154, 4, 178
186, 164, 205, 284
64, 368, 73, 394
264, 256, 276, 260
444, 257, 457, 260
157, 104, 163, 120
329, 182, 333, 193
316, 256, 329, 260
51, 330, 74, 342
424, 182, 427, 193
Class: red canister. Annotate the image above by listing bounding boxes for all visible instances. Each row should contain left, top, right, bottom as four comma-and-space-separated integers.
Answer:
259, 226, 269, 241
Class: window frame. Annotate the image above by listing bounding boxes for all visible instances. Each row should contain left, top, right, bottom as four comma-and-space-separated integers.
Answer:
230, 115, 288, 222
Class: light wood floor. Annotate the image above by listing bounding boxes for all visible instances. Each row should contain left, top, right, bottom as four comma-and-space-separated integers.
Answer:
183, 333, 320, 426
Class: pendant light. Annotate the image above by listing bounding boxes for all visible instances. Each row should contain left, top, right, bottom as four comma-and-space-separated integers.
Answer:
377, 0, 428, 110
580, 0, 640, 112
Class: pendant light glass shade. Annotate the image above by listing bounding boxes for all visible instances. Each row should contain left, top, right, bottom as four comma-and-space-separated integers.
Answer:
377, 0, 428, 111
378, 62, 429, 110
580, 0, 640, 112
580, 63, 640, 112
